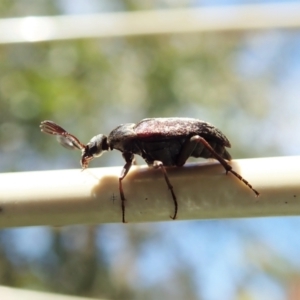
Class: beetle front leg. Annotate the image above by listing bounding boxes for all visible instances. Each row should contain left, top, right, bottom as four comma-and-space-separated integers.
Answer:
189, 135, 259, 196
153, 160, 178, 220
119, 152, 134, 223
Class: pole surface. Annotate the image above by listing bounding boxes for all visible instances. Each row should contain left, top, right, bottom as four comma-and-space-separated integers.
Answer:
0, 157, 299, 228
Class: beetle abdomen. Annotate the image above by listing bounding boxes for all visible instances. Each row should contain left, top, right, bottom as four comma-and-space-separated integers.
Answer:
136, 137, 231, 166
137, 138, 186, 166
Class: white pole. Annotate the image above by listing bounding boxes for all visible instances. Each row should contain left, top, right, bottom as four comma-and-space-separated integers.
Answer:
0, 156, 299, 228
0, 2, 299, 43
0, 285, 101, 300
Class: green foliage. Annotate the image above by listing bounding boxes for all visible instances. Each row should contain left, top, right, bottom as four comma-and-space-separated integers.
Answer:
0, 30, 273, 171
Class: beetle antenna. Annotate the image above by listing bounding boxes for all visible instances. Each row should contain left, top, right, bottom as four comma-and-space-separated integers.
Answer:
40, 120, 86, 150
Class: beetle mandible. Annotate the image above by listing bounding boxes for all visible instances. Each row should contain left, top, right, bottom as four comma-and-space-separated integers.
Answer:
40, 118, 259, 223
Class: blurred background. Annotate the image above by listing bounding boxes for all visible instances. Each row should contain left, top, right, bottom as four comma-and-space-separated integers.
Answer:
1, 1, 300, 299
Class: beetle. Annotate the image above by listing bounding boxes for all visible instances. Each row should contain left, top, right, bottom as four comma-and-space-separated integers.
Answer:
40, 118, 259, 223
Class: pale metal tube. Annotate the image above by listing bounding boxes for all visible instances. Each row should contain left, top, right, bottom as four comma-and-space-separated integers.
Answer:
0, 285, 100, 300
0, 3, 300, 43
0, 156, 299, 228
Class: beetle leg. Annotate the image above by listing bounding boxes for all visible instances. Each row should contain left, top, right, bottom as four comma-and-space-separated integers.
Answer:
119, 152, 134, 223
153, 160, 178, 220
190, 135, 259, 196
176, 138, 201, 167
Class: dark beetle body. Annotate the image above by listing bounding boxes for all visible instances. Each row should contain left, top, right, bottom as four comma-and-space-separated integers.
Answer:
108, 118, 231, 166
40, 117, 259, 223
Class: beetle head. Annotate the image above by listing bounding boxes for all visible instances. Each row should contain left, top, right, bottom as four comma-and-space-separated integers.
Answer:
40, 121, 109, 170
81, 134, 109, 169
